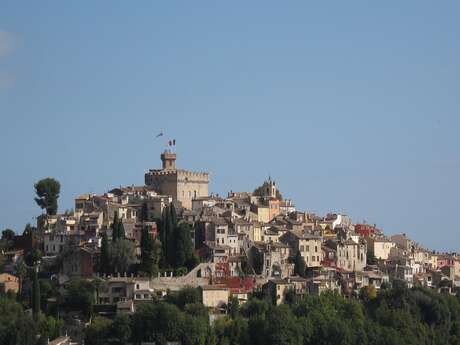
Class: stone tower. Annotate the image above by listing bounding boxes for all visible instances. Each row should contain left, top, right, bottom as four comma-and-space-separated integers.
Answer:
161, 152, 176, 170
145, 151, 209, 209
266, 177, 277, 198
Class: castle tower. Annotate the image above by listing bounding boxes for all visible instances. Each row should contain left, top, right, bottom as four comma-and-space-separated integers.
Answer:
145, 151, 209, 209
161, 151, 176, 170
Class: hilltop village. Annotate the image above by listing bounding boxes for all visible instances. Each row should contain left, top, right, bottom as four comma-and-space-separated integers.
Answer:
1, 151, 459, 343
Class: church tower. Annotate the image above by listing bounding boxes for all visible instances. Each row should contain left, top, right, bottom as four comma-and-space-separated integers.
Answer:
266, 177, 277, 198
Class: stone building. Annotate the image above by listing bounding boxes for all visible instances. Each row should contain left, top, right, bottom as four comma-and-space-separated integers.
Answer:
145, 151, 209, 209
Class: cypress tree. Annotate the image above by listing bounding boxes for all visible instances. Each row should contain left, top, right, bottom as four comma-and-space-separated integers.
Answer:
32, 267, 40, 318
112, 211, 120, 241
174, 222, 193, 268
100, 232, 110, 274
160, 206, 170, 267
141, 202, 149, 222
293, 250, 306, 278
167, 204, 177, 267
118, 221, 125, 240
140, 225, 153, 275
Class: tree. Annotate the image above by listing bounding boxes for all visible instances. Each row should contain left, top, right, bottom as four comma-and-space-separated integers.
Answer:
265, 305, 302, 345
112, 212, 125, 242
110, 239, 135, 274
141, 202, 149, 222
1, 229, 15, 250
110, 313, 132, 345
250, 247, 264, 275
228, 295, 240, 319
31, 267, 40, 318
293, 251, 306, 278
99, 233, 110, 274
84, 316, 113, 345
34, 178, 61, 215
367, 253, 378, 265
140, 225, 161, 277
0, 296, 37, 345
63, 279, 95, 317
174, 222, 193, 269
159, 204, 178, 268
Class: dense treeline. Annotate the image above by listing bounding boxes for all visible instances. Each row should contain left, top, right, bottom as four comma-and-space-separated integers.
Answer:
0, 294, 63, 345
83, 284, 460, 345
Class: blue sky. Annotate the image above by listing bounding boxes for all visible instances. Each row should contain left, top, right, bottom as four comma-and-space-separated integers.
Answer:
1, 2, 459, 251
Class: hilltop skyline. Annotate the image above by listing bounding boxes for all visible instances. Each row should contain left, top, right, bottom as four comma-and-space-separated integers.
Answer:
1, 2, 459, 251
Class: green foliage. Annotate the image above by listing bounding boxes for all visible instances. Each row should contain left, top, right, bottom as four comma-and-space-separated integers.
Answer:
1, 229, 15, 250
111, 212, 125, 242
0, 296, 37, 345
227, 295, 240, 319
34, 178, 60, 215
293, 251, 306, 278
110, 313, 132, 345
174, 222, 193, 268
109, 239, 136, 274
250, 247, 264, 275
63, 278, 95, 317
166, 286, 201, 309
31, 268, 40, 318
140, 225, 161, 277
367, 253, 379, 265
84, 316, 113, 345
159, 204, 197, 271
36, 313, 64, 344
99, 232, 110, 274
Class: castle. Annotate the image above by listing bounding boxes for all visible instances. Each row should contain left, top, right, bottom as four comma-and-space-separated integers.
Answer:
145, 151, 209, 209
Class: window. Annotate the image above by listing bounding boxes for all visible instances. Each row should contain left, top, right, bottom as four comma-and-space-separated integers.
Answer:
136, 284, 140, 290
312, 256, 315, 262
300, 245, 304, 252
306, 246, 309, 252
315, 246, 318, 252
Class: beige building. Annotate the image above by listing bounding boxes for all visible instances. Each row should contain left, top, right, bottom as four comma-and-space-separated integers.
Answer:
201, 286, 229, 308
145, 151, 209, 209
0, 273, 19, 294
334, 239, 367, 272
280, 231, 323, 268
367, 237, 395, 260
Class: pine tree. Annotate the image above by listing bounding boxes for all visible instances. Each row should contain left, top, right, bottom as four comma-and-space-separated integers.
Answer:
100, 233, 110, 274
32, 267, 40, 318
